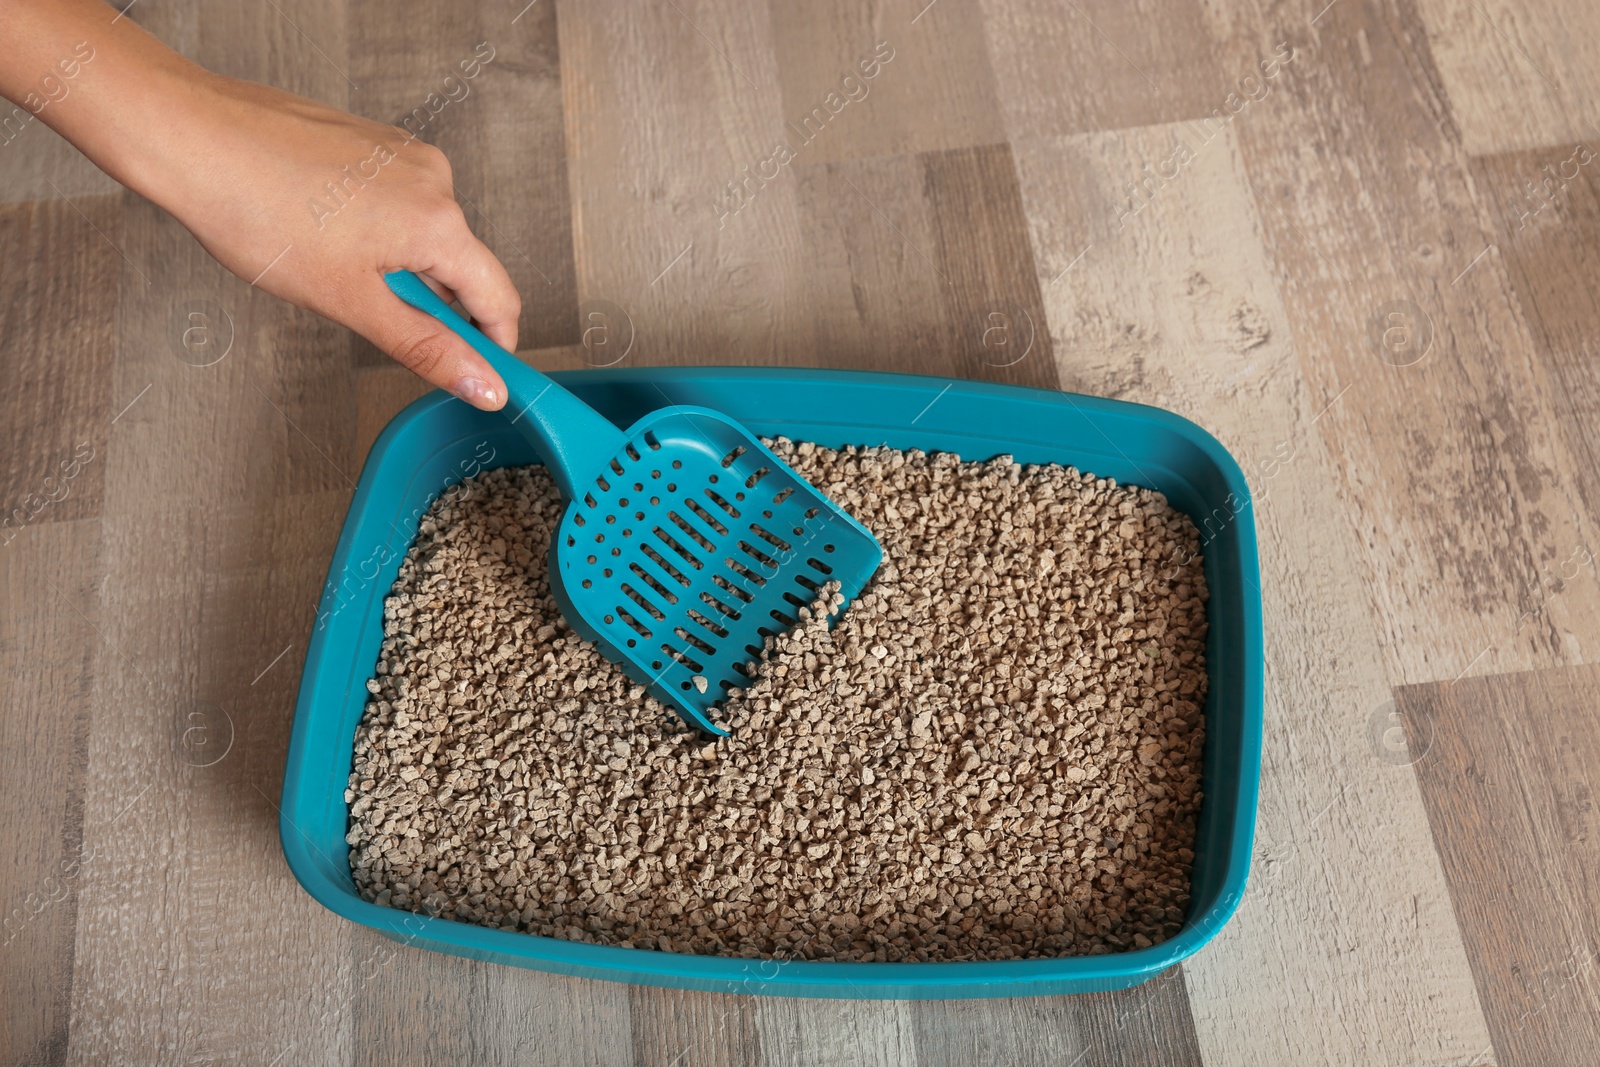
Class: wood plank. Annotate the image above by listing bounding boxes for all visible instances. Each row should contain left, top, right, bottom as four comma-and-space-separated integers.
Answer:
0, 196, 120, 528
0, 193, 117, 1067
557, 0, 819, 366
61, 2, 362, 1058
1206, 1, 1600, 684
921, 144, 1056, 388
1414, 0, 1600, 155
630, 987, 760, 1067
1009, 121, 1492, 1065
352, 919, 634, 1067
754, 998, 917, 1067
190, 0, 350, 104
1472, 146, 1600, 576
351, 941, 474, 1067
769, 0, 1004, 162
466, 968, 633, 1067
466, 0, 580, 353
62, 492, 355, 1064
910, 972, 1202, 1067
789, 144, 1057, 387
346, 0, 578, 365
0, 519, 100, 1067
979, 0, 1224, 139
790, 153, 946, 372
1399, 663, 1600, 1066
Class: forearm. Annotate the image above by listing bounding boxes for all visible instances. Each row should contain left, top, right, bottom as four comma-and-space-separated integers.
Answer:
0, 0, 206, 205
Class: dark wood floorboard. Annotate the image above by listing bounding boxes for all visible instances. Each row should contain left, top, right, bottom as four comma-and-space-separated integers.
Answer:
1400, 663, 1600, 1067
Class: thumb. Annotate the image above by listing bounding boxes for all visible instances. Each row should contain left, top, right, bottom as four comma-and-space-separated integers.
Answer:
347, 272, 508, 411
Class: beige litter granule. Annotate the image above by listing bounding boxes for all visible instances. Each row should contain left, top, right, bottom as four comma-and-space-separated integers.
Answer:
345, 440, 1208, 962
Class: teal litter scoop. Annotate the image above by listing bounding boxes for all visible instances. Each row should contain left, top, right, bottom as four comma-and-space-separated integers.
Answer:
384, 270, 883, 735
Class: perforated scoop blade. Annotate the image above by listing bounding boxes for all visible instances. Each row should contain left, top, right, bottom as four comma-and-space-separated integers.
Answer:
386, 271, 882, 735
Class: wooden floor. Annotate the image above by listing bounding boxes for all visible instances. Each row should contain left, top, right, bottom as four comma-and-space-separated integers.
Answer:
4, 0, 1600, 1063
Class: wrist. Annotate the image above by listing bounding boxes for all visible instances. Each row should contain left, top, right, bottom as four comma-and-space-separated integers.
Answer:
69, 37, 219, 213
104, 60, 228, 214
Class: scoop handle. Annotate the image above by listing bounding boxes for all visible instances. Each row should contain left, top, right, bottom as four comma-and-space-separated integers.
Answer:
384, 270, 625, 501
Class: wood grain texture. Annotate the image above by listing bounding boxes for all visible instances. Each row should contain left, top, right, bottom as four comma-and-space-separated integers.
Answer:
790, 144, 1058, 386
1415, 0, 1600, 155
1205, 0, 1600, 686
58, 3, 362, 1061
755, 999, 917, 1067
347, 762, 635, 1066
62, 493, 355, 1064
465, 967, 634, 1067
0, 197, 119, 528
106, 195, 357, 506
1399, 663, 1600, 1067
1472, 146, 1600, 588
769, 0, 1004, 162
0, 519, 100, 1067
1010, 122, 1492, 1065
979, 0, 1224, 139
350, 941, 474, 1067
910, 974, 1203, 1067
558, 0, 820, 366
631, 987, 761, 1067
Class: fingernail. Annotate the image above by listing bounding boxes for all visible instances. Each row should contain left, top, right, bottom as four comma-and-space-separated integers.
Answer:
453, 377, 501, 410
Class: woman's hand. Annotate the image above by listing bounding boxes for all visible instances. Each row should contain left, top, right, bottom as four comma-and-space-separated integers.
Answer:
1, 0, 516, 410
148, 72, 518, 410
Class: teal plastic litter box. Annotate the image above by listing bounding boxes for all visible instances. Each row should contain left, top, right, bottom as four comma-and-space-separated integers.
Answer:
280, 367, 1263, 999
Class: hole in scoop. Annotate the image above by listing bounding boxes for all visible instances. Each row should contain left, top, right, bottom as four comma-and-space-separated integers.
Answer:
701, 590, 742, 620
642, 544, 690, 587
618, 607, 650, 638
686, 499, 728, 535
662, 644, 703, 672
622, 583, 665, 621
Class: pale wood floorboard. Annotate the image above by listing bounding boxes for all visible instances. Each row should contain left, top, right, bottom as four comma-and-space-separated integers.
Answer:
1012, 119, 1492, 1065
